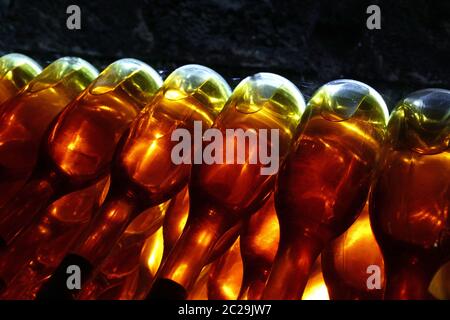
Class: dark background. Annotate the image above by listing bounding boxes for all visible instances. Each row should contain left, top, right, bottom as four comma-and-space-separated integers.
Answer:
0, 0, 448, 108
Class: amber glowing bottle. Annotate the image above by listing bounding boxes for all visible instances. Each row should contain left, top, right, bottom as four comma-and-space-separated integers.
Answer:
0, 57, 97, 211
370, 89, 450, 300
0, 59, 162, 249
78, 201, 169, 300
321, 203, 385, 300
36, 65, 231, 299
207, 237, 243, 300
148, 73, 305, 300
0, 53, 42, 107
0, 177, 110, 299
263, 79, 389, 300
238, 194, 279, 300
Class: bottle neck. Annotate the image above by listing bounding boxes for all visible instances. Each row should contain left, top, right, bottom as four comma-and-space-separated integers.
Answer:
263, 234, 323, 300
150, 208, 228, 298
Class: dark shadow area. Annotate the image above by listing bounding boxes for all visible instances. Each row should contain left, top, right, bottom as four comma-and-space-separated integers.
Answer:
0, 0, 448, 107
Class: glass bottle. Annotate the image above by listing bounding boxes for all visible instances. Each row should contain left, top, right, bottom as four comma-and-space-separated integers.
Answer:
148, 73, 305, 299
0, 57, 97, 210
370, 89, 450, 300
321, 202, 385, 300
0, 53, 42, 107
36, 65, 231, 299
263, 79, 389, 299
0, 59, 161, 248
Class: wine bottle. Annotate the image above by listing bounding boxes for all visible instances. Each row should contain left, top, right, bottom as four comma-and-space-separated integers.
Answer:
370, 88, 450, 300
162, 186, 189, 259
148, 73, 305, 300
263, 79, 389, 299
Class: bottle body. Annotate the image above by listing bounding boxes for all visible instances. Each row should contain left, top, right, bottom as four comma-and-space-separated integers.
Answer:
264, 80, 388, 299
370, 149, 450, 299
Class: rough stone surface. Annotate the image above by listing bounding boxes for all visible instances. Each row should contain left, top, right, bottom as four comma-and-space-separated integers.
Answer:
0, 0, 448, 107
